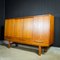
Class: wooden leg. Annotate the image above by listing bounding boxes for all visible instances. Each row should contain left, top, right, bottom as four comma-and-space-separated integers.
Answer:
38, 46, 41, 56
8, 41, 10, 48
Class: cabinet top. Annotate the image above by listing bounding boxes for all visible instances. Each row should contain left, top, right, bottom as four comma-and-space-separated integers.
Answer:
5, 14, 54, 19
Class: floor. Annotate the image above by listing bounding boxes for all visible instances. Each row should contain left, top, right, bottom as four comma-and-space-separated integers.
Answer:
0, 44, 60, 60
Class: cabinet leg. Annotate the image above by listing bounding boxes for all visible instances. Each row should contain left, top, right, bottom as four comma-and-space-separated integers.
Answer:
38, 46, 41, 56
8, 41, 10, 48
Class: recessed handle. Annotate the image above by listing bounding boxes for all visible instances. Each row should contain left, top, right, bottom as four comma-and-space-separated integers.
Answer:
34, 40, 43, 43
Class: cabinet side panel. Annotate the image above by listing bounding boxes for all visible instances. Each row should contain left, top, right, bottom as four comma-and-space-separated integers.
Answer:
50, 15, 54, 45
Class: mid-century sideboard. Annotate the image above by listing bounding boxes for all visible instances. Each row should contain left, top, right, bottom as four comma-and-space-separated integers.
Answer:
4, 14, 54, 55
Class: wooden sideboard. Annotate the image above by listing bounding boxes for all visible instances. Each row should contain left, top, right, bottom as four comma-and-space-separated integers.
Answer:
4, 14, 54, 55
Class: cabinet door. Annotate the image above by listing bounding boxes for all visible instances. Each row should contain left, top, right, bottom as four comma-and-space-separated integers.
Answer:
33, 16, 44, 40
33, 16, 50, 42
14, 19, 23, 38
42, 16, 50, 41
23, 18, 33, 39
10, 19, 15, 37
4, 19, 13, 37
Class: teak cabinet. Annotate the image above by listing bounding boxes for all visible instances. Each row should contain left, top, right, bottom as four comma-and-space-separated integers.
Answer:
4, 14, 54, 55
